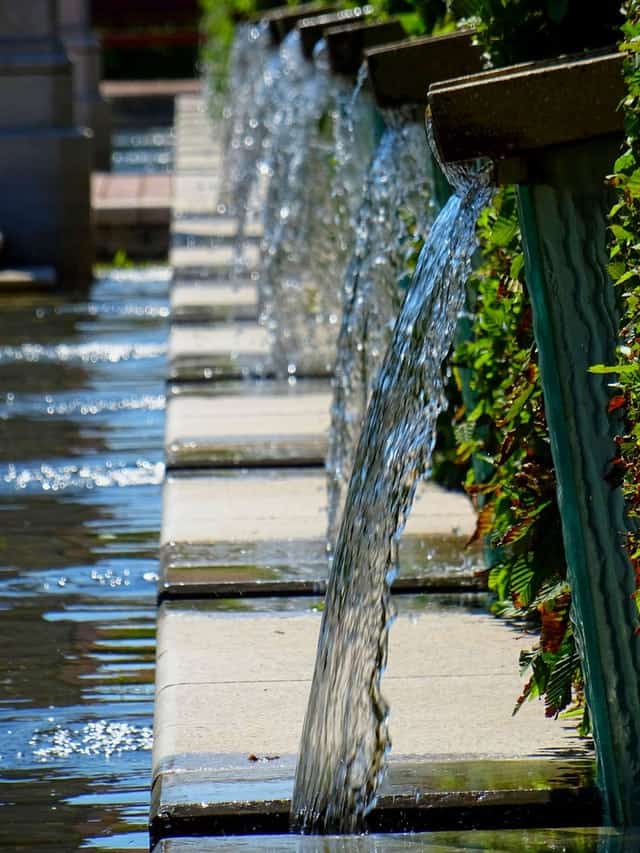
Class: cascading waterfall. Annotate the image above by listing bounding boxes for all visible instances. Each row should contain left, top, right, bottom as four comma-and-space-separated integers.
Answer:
219, 20, 273, 217
292, 156, 494, 834
261, 52, 378, 378
217, 23, 253, 158
327, 109, 436, 543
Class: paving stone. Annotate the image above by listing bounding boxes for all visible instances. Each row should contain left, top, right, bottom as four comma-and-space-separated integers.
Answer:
0, 266, 56, 289
154, 828, 621, 853
172, 217, 262, 241
169, 321, 336, 381
162, 470, 476, 546
159, 535, 484, 601
165, 387, 331, 468
151, 601, 592, 841
170, 243, 260, 271
101, 79, 201, 99
168, 322, 272, 381
173, 176, 224, 217
170, 281, 259, 323
152, 601, 587, 766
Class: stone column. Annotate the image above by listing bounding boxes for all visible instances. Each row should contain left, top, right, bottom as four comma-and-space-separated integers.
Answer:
58, 0, 111, 170
0, 0, 93, 288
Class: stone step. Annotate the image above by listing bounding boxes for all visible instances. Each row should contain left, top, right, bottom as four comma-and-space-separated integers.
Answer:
165, 384, 331, 469
155, 825, 619, 853
92, 173, 172, 260
0, 266, 56, 289
150, 598, 593, 844
168, 322, 272, 381
159, 467, 483, 599
172, 217, 262, 241
173, 175, 224, 217
170, 243, 260, 271
170, 280, 259, 323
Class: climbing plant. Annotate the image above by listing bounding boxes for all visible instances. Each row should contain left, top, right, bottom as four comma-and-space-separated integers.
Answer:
444, 0, 624, 729
595, 0, 640, 606
368, 0, 452, 34
450, 0, 622, 65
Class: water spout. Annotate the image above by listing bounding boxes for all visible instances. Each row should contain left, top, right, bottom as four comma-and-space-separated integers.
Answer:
292, 153, 494, 834
327, 108, 436, 543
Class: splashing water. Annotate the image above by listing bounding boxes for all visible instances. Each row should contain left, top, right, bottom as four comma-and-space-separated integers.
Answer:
261, 46, 377, 378
292, 159, 494, 834
327, 109, 436, 542
219, 21, 273, 216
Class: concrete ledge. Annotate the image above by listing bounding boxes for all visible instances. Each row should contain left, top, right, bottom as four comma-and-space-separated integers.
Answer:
365, 30, 482, 109
157, 824, 632, 853
170, 281, 259, 324
161, 470, 476, 546
428, 51, 624, 167
0, 266, 56, 290
168, 323, 273, 381
165, 388, 331, 469
170, 244, 260, 272
92, 173, 172, 259
326, 19, 406, 76
151, 601, 593, 844
159, 532, 486, 602
172, 217, 262, 242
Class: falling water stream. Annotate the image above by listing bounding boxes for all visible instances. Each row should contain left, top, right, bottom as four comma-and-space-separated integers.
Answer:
327, 110, 436, 542
292, 158, 494, 833
260, 38, 360, 377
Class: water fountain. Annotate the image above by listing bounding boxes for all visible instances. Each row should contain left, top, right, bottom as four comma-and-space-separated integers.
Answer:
327, 30, 482, 541
147, 7, 640, 848
259, 18, 406, 378
292, 146, 494, 832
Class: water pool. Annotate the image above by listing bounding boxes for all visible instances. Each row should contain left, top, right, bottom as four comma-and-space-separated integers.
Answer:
0, 267, 168, 851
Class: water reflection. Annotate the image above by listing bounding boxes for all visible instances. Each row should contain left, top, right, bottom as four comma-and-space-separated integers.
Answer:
0, 267, 167, 851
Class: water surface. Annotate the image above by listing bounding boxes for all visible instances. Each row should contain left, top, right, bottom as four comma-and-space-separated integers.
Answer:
0, 267, 168, 851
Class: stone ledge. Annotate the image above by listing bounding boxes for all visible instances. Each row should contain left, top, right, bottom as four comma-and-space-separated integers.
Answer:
0, 266, 56, 289
428, 51, 624, 167
151, 600, 593, 844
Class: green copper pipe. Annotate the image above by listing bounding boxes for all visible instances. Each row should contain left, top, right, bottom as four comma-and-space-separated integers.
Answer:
516, 136, 640, 826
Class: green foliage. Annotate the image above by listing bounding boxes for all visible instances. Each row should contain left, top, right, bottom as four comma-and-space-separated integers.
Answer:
449, 0, 622, 66
199, 0, 291, 92
602, 1, 640, 599
368, 0, 452, 35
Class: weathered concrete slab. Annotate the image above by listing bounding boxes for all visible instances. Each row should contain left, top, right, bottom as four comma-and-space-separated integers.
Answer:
168, 321, 335, 381
102, 78, 200, 98
170, 280, 259, 323
151, 600, 593, 842
170, 243, 259, 271
165, 388, 331, 469
157, 826, 635, 853
168, 322, 272, 381
173, 176, 224, 217
172, 217, 262, 241
92, 173, 172, 259
162, 470, 475, 546
159, 469, 483, 596
159, 533, 485, 601
0, 266, 56, 290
